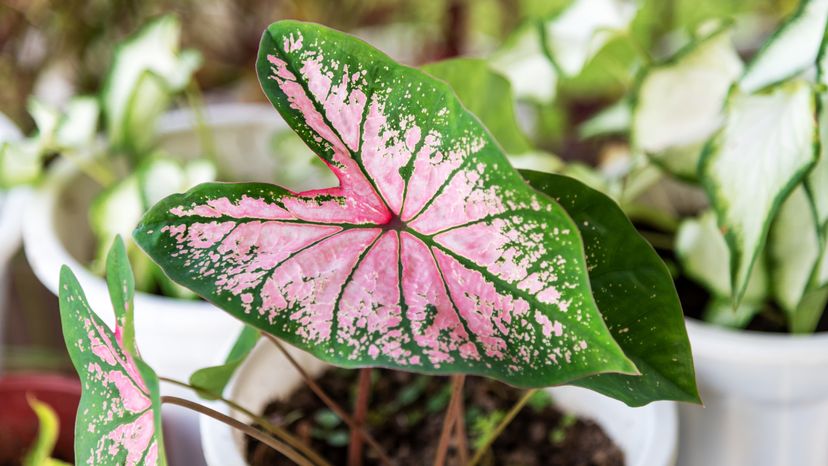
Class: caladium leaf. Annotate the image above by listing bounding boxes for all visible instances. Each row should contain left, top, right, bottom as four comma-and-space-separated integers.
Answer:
740, 0, 828, 93
521, 170, 699, 406
699, 79, 818, 305
190, 325, 260, 399
135, 20, 636, 388
23, 397, 70, 466
769, 187, 821, 316
675, 211, 768, 304
489, 23, 558, 104
806, 35, 828, 231
59, 237, 166, 466
702, 298, 761, 329
102, 15, 200, 156
541, 0, 638, 77
632, 24, 742, 179
422, 58, 532, 155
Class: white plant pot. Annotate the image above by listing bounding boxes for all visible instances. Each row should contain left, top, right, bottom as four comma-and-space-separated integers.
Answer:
23, 103, 332, 465
200, 341, 678, 466
0, 113, 30, 367
679, 318, 828, 466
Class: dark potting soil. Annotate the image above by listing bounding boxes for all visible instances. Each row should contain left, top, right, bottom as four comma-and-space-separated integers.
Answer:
246, 369, 624, 466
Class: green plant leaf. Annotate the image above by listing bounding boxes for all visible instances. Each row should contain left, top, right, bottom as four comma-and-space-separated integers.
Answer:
23, 397, 70, 466
740, 0, 828, 93
102, 15, 200, 156
702, 297, 761, 329
135, 20, 637, 388
490, 22, 558, 103
632, 23, 742, 179
59, 244, 166, 465
540, 0, 638, 77
422, 58, 532, 155
189, 325, 260, 399
675, 211, 768, 304
769, 187, 821, 315
699, 79, 818, 306
522, 170, 699, 406
806, 31, 828, 231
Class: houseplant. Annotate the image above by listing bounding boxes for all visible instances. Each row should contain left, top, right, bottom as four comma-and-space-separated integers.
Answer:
54, 20, 699, 466
601, 1, 828, 464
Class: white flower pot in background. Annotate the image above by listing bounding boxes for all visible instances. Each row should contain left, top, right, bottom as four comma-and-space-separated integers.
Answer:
679, 318, 828, 466
24, 103, 332, 465
201, 341, 679, 466
0, 113, 30, 368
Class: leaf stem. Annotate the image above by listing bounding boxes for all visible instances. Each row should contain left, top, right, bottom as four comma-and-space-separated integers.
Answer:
466, 388, 538, 466
158, 376, 331, 466
263, 334, 394, 466
184, 80, 219, 165
454, 392, 468, 465
348, 368, 372, 466
433, 375, 465, 466
160, 395, 314, 466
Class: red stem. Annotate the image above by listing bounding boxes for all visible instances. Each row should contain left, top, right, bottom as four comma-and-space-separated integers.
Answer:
433, 375, 466, 466
348, 368, 372, 466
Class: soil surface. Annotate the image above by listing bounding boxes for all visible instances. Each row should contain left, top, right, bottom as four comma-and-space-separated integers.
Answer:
246, 369, 624, 466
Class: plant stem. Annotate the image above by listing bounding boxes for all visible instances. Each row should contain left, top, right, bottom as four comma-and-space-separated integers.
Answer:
466, 389, 538, 466
348, 368, 372, 466
263, 334, 394, 466
158, 376, 331, 466
454, 395, 468, 465
433, 375, 465, 466
184, 80, 219, 165
160, 395, 314, 466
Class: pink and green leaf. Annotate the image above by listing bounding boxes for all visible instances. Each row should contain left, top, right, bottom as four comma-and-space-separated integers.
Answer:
134, 20, 636, 388
59, 238, 166, 466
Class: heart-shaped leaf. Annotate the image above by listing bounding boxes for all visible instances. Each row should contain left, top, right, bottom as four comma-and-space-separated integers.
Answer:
740, 0, 828, 93
632, 23, 742, 179
699, 79, 818, 305
521, 170, 699, 406
135, 20, 636, 388
59, 237, 166, 466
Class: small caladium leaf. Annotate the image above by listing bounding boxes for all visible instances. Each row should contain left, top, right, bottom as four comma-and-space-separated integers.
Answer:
422, 58, 532, 156
540, 0, 638, 77
0, 97, 100, 188
790, 286, 828, 333
806, 37, 828, 231
489, 23, 558, 104
675, 211, 768, 305
768, 187, 821, 316
521, 170, 699, 406
632, 23, 742, 179
102, 15, 200, 156
702, 297, 760, 329
190, 325, 260, 399
699, 79, 818, 305
740, 0, 828, 93
135, 20, 637, 388
23, 397, 70, 466
59, 238, 166, 466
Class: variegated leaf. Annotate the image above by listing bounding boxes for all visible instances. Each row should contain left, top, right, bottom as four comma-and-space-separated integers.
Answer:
59, 238, 166, 466
699, 79, 818, 305
135, 20, 636, 388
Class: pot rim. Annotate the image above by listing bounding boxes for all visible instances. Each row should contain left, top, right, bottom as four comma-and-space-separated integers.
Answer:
200, 341, 678, 466
685, 317, 828, 363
